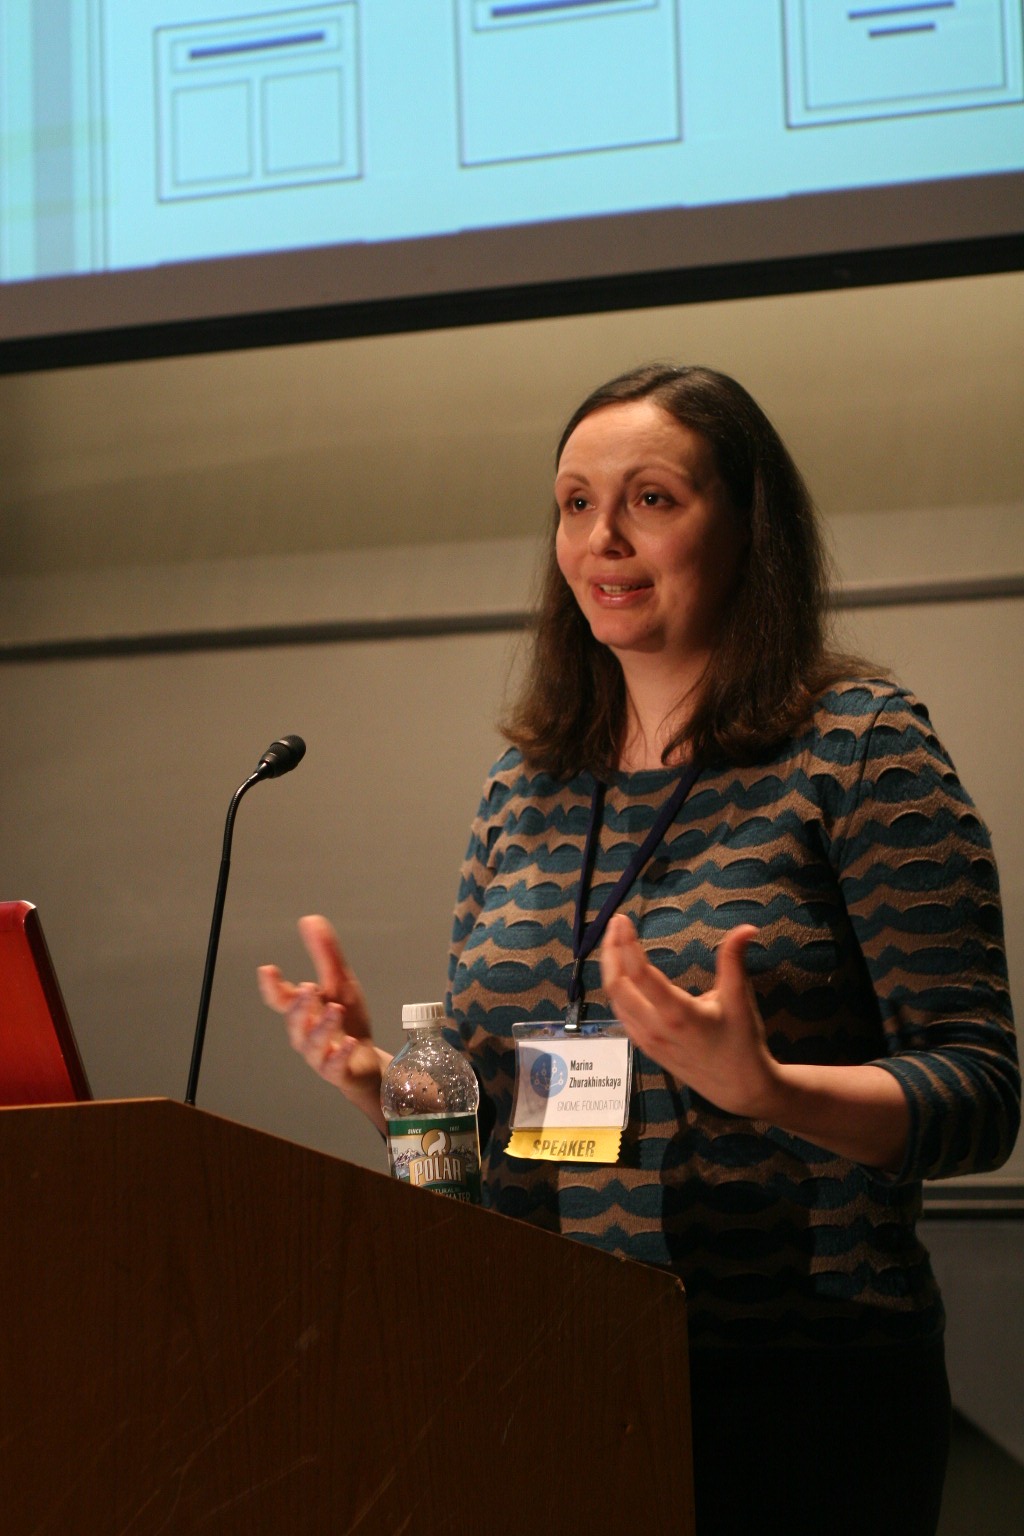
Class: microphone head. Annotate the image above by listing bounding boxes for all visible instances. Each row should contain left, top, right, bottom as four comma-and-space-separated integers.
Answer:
257, 734, 307, 779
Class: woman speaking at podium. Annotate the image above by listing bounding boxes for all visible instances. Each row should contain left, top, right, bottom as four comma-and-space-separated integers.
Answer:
260, 365, 1019, 1536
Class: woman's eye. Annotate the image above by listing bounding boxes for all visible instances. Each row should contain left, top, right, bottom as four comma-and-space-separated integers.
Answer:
639, 490, 669, 508
565, 495, 589, 513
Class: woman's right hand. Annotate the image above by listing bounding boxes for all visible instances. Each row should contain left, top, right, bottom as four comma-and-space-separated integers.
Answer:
258, 914, 390, 1133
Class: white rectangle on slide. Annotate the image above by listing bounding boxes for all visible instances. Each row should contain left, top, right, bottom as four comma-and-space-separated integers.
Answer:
456, 0, 681, 165
156, 4, 360, 201
785, 0, 1024, 126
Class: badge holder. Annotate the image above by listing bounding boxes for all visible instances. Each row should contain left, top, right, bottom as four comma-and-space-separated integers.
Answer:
507, 1021, 633, 1164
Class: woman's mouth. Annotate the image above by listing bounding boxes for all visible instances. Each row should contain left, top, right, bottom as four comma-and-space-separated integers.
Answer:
592, 580, 652, 600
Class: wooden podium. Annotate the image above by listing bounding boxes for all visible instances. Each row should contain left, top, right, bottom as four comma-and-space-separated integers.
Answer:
0, 1100, 694, 1535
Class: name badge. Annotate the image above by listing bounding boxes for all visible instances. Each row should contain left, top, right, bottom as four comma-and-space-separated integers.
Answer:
507, 1022, 632, 1164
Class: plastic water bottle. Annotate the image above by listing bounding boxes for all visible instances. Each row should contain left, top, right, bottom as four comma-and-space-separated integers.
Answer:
380, 1002, 482, 1203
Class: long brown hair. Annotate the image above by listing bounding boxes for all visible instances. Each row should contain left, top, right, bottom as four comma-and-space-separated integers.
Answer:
502, 363, 864, 776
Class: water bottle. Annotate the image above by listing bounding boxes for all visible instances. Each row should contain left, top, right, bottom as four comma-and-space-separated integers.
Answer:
380, 1002, 481, 1203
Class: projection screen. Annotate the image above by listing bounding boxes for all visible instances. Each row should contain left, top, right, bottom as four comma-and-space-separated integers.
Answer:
1, 0, 1022, 366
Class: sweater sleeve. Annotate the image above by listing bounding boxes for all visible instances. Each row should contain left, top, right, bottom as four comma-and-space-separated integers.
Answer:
830, 690, 1019, 1183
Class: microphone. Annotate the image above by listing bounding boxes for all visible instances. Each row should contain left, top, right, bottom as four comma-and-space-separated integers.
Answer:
255, 734, 306, 780
184, 735, 307, 1106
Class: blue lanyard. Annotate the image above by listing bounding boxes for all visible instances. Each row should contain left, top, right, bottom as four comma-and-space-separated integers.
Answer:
566, 762, 702, 1027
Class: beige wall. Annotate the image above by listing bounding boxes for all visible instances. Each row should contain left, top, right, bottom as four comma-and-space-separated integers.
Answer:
2, 271, 1022, 577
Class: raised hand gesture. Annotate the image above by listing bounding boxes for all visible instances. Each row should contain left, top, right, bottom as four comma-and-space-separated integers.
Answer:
258, 915, 390, 1131
600, 912, 908, 1169
600, 913, 779, 1119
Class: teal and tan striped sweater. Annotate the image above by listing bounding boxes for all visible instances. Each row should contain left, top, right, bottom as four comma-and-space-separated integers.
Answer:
446, 681, 1019, 1349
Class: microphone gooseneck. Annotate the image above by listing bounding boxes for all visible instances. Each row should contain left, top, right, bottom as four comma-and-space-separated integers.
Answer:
184, 735, 307, 1106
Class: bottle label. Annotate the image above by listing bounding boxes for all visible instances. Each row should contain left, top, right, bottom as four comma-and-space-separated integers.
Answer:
386, 1113, 482, 1203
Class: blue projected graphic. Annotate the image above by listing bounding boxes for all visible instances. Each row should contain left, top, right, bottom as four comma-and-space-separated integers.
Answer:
156, 7, 360, 201
457, 0, 679, 165
784, 0, 1024, 126
0, 0, 1021, 287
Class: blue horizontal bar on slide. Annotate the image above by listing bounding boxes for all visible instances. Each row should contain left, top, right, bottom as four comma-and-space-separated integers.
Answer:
187, 31, 327, 62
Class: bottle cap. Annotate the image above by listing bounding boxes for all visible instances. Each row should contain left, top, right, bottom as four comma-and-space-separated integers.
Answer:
401, 1001, 446, 1029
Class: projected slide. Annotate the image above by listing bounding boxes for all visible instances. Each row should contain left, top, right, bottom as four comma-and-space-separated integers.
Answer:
1, 0, 1022, 290
784, 0, 1024, 126
155, 7, 361, 201
455, 0, 680, 165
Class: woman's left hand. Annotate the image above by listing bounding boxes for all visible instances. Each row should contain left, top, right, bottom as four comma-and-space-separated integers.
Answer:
600, 912, 782, 1119
601, 912, 910, 1167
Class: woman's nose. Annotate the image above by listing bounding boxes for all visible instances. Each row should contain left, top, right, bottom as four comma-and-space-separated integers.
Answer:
588, 505, 631, 555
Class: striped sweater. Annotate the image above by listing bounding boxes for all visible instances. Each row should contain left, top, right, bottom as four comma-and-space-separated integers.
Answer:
445, 681, 1019, 1348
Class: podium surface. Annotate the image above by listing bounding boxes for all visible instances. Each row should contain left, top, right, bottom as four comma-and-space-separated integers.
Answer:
0, 1099, 693, 1535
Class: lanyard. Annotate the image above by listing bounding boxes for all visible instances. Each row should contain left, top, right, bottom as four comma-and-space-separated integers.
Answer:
566, 761, 702, 1028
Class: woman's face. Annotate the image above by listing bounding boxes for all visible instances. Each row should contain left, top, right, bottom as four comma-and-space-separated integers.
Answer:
554, 399, 744, 671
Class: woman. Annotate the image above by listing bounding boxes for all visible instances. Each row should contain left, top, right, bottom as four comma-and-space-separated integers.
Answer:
260, 365, 1018, 1535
